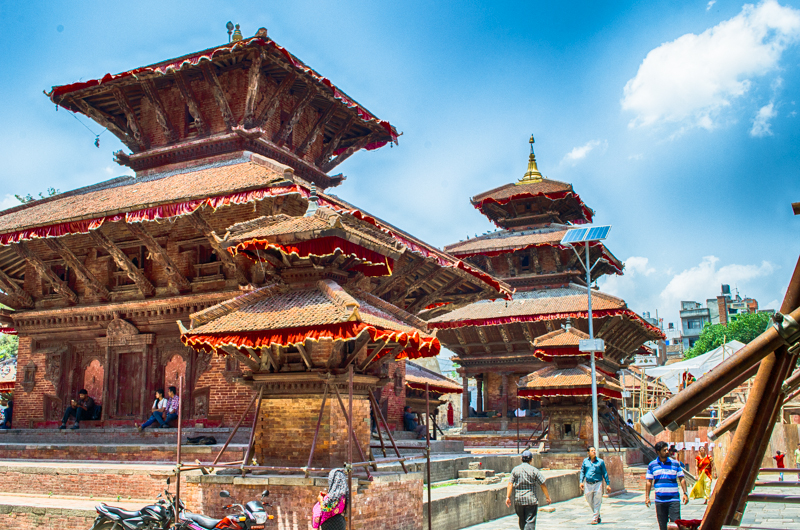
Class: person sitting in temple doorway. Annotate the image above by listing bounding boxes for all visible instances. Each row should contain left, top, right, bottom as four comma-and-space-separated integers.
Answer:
580, 445, 611, 525
774, 450, 786, 481
403, 405, 426, 440
59, 389, 94, 430
0, 397, 12, 429
136, 389, 168, 432
161, 386, 180, 428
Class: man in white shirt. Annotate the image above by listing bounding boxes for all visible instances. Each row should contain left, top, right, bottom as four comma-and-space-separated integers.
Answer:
136, 389, 168, 431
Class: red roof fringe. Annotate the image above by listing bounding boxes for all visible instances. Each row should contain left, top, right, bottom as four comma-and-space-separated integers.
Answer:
474, 190, 594, 225
518, 387, 622, 400
532, 347, 604, 363
406, 382, 463, 394
428, 307, 666, 339
50, 38, 397, 145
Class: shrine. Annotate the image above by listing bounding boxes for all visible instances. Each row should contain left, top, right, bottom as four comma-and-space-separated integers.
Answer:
428, 137, 663, 442
0, 29, 508, 438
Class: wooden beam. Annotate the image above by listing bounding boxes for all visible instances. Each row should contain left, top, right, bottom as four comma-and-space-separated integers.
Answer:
69, 97, 138, 152
12, 242, 77, 305
321, 132, 379, 173
395, 268, 446, 306
371, 344, 403, 370
0, 293, 18, 309
0, 269, 33, 309
296, 102, 336, 155
342, 332, 371, 368
125, 223, 191, 294
296, 343, 313, 370
552, 249, 563, 272
500, 324, 514, 353
44, 238, 110, 300
246, 346, 276, 372
139, 78, 177, 143
221, 345, 260, 372
476, 328, 491, 354
174, 70, 210, 134
454, 328, 471, 355
201, 63, 236, 129
406, 276, 464, 314
185, 210, 251, 286
243, 50, 265, 128
373, 258, 428, 297
505, 253, 518, 277
89, 229, 156, 297
254, 71, 296, 129
358, 340, 387, 371
316, 114, 356, 167
273, 86, 316, 146
111, 87, 147, 150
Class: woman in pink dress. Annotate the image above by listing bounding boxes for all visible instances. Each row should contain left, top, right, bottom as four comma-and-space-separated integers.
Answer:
312, 469, 347, 530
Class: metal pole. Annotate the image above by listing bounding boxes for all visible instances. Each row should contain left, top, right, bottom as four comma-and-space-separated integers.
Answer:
426, 382, 432, 530
212, 390, 260, 466
307, 383, 330, 468
347, 364, 354, 530
175, 375, 183, 521
587, 240, 599, 450
241, 385, 264, 475
516, 411, 520, 454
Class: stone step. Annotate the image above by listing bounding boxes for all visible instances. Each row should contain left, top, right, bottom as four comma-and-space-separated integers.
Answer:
375, 430, 418, 440
457, 469, 496, 479
0, 442, 246, 462
370, 439, 466, 455
0, 427, 251, 445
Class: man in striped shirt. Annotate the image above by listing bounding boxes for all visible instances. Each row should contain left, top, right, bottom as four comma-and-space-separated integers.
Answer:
645, 441, 689, 530
506, 450, 551, 530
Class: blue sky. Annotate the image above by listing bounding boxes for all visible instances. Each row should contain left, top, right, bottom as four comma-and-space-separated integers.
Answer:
0, 0, 798, 327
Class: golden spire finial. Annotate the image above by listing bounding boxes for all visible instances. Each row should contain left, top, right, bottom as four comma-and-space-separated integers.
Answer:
519, 134, 543, 183
232, 24, 243, 41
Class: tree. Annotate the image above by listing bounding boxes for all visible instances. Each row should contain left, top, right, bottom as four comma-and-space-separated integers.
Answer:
15, 187, 59, 204
684, 312, 772, 359
0, 335, 17, 360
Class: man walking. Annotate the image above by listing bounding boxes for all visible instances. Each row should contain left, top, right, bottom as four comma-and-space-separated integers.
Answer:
645, 441, 689, 530
506, 450, 551, 530
794, 442, 800, 481
580, 446, 611, 524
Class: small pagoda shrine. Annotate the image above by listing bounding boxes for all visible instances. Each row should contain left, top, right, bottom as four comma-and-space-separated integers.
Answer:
179, 195, 492, 467
429, 136, 663, 436
518, 319, 622, 451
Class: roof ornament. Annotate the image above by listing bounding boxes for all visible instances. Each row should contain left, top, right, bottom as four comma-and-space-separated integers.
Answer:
232, 24, 243, 42
226, 21, 234, 42
304, 184, 320, 217
564, 317, 573, 330
519, 134, 543, 184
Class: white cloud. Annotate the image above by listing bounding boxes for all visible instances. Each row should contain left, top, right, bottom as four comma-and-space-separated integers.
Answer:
750, 102, 777, 135
763, 298, 781, 310
708, 0, 717, 10
625, 256, 656, 276
562, 139, 605, 164
598, 256, 656, 301
621, 0, 800, 130
659, 255, 775, 308
628, 153, 644, 160
0, 195, 19, 212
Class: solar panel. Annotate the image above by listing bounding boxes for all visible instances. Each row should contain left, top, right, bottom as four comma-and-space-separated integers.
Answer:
559, 225, 611, 245
560, 228, 587, 245
586, 225, 611, 242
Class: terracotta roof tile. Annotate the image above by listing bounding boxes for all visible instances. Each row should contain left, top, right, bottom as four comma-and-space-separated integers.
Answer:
429, 285, 626, 324
0, 154, 287, 235
533, 326, 589, 348
445, 228, 568, 256
405, 361, 462, 393
185, 279, 430, 338
472, 179, 573, 203
520, 364, 621, 391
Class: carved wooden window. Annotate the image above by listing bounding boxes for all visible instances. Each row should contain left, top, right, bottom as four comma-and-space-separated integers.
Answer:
520, 255, 531, 273
113, 244, 146, 289
186, 108, 199, 138
183, 242, 223, 283
43, 260, 69, 296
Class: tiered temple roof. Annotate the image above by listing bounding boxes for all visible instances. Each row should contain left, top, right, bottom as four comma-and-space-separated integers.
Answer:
405, 361, 462, 395
518, 364, 622, 400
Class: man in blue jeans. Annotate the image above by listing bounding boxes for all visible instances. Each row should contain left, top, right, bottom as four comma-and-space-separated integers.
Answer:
645, 441, 689, 530
160, 386, 180, 428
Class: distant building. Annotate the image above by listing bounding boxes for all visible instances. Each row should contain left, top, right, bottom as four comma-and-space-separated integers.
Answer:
680, 284, 761, 350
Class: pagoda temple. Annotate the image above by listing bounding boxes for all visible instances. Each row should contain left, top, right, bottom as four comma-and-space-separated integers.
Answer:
428, 137, 663, 442
0, 29, 508, 439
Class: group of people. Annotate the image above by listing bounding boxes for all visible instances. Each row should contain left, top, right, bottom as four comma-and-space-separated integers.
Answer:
504, 441, 720, 530
57, 387, 181, 430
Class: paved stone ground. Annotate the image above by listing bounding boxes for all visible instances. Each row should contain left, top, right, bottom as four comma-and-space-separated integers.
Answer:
463, 487, 800, 530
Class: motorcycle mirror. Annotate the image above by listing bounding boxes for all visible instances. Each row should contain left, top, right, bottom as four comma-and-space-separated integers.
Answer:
166, 477, 171, 485
261, 490, 269, 498
157, 493, 163, 498
220, 490, 231, 498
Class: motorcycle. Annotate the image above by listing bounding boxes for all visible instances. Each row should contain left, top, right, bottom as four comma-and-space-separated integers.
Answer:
179, 489, 274, 530
90, 477, 183, 530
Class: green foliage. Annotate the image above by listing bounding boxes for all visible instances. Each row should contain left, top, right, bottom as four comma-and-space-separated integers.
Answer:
684, 312, 772, 359
0, 334, 17, 360
15, 187, 60, 204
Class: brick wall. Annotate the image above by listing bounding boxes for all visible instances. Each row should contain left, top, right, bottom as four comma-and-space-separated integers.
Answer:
0, 507, 94, 530
184, 473, 423, 530
13, 336, 55, 427
254, 396, 370, 467
379, 360, 406, 431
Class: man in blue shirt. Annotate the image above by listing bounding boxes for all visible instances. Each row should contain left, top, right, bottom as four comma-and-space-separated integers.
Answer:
403, 405, 426, 439
579, 446, 611, 524
645, 441, 689, 530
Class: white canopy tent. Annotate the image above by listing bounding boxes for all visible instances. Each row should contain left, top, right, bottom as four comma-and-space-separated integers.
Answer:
645, 341, 746, 393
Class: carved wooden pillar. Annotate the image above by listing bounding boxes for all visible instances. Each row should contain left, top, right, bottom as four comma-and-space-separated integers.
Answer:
101, 346, 111, 421
476, 375, 484, 414
501, 373, 509, 431
462, 374, 469, 422
483, 373, 490, 414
